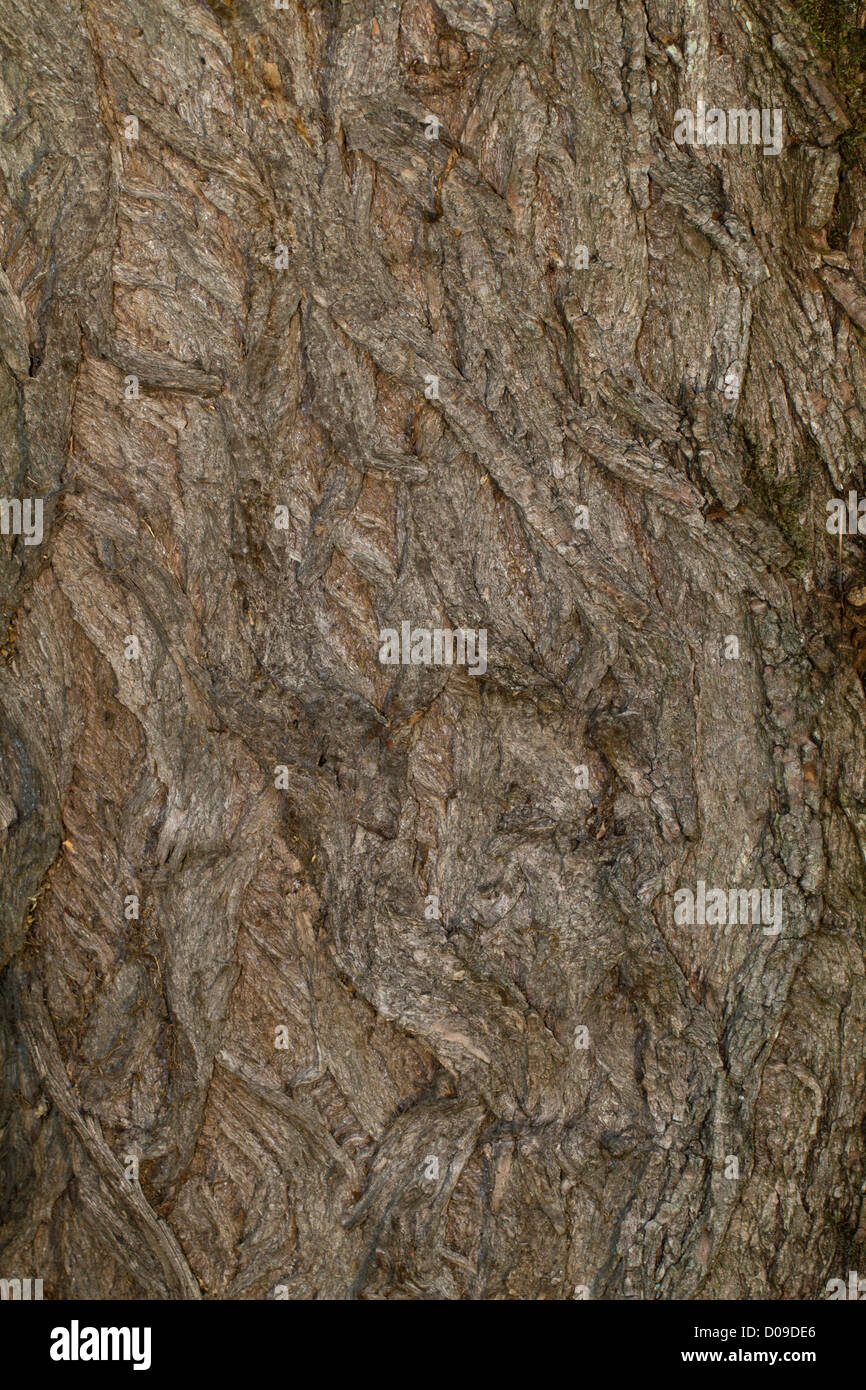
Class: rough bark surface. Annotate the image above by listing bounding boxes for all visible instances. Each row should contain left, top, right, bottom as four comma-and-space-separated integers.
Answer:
2, 0, 866, 1301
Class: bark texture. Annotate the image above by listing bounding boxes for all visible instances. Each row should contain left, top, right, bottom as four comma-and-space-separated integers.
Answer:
2, 0, 866, 1301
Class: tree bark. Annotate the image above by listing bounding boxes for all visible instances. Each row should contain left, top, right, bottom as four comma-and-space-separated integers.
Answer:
2, 0, 866, 1300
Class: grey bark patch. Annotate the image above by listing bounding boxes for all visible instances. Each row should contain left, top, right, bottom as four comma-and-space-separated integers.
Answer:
1, 0, 865, 1302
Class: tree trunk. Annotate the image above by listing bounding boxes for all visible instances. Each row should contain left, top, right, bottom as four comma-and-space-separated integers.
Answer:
2, 0, 866, 1301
